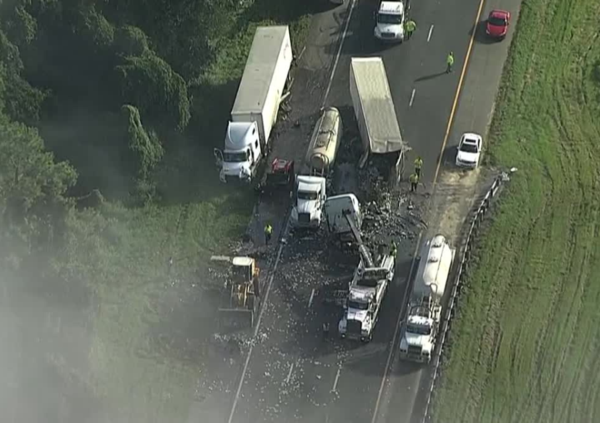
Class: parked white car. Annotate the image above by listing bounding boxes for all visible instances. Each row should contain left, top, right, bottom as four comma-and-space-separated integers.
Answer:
455, 133, 482, 168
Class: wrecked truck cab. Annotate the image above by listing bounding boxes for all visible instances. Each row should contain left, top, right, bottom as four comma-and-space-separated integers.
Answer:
291, 175, 327, 229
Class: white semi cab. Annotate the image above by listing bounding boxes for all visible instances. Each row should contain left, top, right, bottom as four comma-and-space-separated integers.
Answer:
350, 57, 408, 183
291, 176, 327, 228
215, 26, 293, 183
339, 254, 395, 342
455, 132, 483, 169
323, 193, 362, 245
374, 1, 406, 43
399, 235, 455, 363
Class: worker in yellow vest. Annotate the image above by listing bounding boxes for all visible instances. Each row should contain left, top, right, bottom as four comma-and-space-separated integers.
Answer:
414, 156, 423, 177
409, 173, 419, 193
264, 223, 273, 245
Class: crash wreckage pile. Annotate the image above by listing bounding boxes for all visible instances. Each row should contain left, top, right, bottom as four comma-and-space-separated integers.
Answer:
362, 191, 426, 246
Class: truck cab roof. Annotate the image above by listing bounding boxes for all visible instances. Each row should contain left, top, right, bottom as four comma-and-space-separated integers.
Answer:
296, 175, 325, 193
379, 1, 404, 14
225, 122, 257, 151
232, 257, 254, 267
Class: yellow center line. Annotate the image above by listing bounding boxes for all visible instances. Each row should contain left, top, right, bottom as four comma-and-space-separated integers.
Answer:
370, 1, 489, 422
432, 0, 488, 186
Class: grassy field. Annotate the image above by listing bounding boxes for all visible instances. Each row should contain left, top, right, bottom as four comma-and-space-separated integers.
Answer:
47, 2, 315, 421
432, 0, 600, 422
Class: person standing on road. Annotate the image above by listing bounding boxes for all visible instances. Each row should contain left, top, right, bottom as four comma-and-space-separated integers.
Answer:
264, 223, 273, 245
390, 240, 398, 258
404, 19, 417, 40
414, 156, 423, 177
446, 52, 455, 73
410, 173, 419, 193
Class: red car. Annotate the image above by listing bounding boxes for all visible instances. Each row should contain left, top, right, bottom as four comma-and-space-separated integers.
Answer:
486, 10, 511, 39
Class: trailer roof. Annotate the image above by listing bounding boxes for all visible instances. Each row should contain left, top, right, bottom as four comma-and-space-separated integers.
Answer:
232, 26, 291, 114
351, 57, 406, 154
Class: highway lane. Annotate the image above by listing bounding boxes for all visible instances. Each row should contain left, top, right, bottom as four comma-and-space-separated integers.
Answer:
227, 0, 511, 420
322, 0, 484, 422
374, 0, 525, 422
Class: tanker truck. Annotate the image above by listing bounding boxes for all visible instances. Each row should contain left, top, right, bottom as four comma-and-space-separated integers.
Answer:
290, 107, 342, 228
399, 235, 455, 363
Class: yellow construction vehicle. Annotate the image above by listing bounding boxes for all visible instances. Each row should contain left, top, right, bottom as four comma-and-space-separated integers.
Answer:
210, 255, 261, 330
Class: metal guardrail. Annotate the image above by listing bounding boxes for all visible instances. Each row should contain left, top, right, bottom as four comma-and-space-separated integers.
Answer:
420, 172, 509, 423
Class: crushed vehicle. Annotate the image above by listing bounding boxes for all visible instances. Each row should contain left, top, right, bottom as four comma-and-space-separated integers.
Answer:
256, 158, 295, 197
323, 193, 363, 248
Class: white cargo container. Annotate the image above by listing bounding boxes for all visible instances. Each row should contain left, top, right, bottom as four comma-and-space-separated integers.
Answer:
349, 57, 408, 182
215, 26, 293, 183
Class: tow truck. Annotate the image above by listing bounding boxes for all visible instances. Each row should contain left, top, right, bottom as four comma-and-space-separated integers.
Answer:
338, 211, 395, 342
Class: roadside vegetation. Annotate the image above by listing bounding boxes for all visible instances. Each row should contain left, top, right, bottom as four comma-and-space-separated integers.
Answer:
0, 0, 316, 421
432, 0, 600, 421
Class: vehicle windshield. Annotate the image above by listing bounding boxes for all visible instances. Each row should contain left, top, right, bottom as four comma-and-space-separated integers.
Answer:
489, 16, 507, 26
223, 150, 249, 162
460, 141, 479, 153
298, 190, 318, 201
377, 13, 403, 25
348, 300, 368, 310
407, 323, 431, 335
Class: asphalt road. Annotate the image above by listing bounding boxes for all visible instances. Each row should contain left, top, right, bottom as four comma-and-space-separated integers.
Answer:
224, 0, 522, 422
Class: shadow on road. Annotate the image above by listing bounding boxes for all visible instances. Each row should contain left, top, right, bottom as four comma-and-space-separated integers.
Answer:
414, 71, 448, 83
470, 20, 499, 45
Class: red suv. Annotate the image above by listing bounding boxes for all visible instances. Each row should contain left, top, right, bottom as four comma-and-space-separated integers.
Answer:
486, 10, 511, 40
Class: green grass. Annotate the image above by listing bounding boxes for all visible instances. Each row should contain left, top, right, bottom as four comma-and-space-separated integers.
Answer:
432, 0, 600, 422
53, 1, 317, 420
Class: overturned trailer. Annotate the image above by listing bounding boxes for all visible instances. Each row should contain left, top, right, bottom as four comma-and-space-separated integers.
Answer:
349, 57, 410, 187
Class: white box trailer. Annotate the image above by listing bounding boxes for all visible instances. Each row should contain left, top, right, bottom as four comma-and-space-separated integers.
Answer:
216, 26, 293, 183
349, 57, 408, 180
231, 26, 292, 144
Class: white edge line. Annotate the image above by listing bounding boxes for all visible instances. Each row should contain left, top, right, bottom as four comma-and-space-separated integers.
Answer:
409, 89, 416, 107
227, 220, 289, 423
285, 362, 295, 385
322, 0, 357, 108
229, 1, 356, 420
370, 232, 424, 423
308, 288, 316, 308
427, 25, 434, 42
332, 365, 342, 392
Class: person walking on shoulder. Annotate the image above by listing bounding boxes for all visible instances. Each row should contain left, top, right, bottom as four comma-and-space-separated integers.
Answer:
264, 223, 273, 246
404, 19, 417, 40
409, 173, 419, 193
446, 52, 455, 73
414, 156, 423, 177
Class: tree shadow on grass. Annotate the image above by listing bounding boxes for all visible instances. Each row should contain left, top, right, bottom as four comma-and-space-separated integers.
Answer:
153, 78, 251, 206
